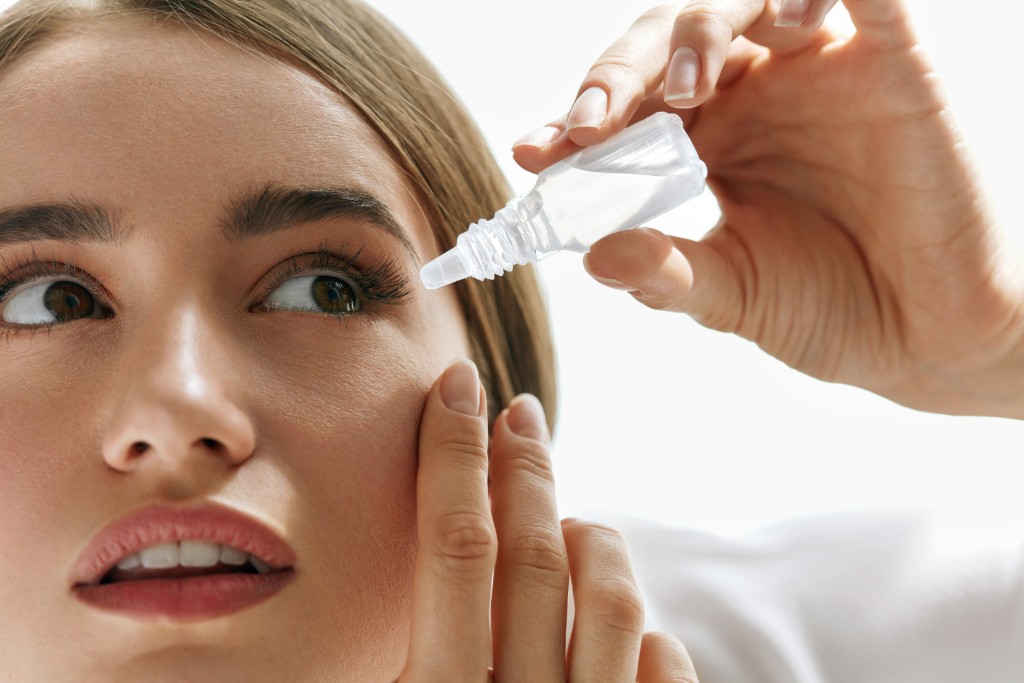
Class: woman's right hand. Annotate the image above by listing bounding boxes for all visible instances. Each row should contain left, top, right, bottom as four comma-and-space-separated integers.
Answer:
396, 358, 697, 682
514, 0, 1024, 419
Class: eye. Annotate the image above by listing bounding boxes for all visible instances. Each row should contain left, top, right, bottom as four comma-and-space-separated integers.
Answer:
262, 273, 361, 316
0, 277, 106, 325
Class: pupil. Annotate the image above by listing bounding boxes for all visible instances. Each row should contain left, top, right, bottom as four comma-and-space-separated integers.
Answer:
45, 281, 94, 320
312, 276, 357, 314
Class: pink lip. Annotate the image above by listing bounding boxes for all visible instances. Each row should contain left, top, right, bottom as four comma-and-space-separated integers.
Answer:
70, 501, 297, 621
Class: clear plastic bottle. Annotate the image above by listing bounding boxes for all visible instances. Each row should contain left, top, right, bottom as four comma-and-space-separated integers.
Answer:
419, 111, 707, 289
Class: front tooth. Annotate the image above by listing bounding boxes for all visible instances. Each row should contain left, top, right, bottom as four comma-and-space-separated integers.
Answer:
116, 553, 141, 570
249, 556, 271, 574
140, 542, 179, 569
219, 545, 248, 566
180, 540, 221, 567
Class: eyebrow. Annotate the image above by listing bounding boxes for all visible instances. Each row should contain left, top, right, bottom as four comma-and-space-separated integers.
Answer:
0, 182, 419, 263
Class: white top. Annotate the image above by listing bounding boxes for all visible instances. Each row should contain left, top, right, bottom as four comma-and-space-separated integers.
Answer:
591, 508, 1024, 682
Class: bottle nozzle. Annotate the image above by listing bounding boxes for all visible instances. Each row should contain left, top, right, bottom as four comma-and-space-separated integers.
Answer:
420, 246, 471, 289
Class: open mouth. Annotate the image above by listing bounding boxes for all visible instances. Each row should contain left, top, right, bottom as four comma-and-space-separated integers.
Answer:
99, 558, 266, 584
70, 502, 298, 621
94, 539, 277, 584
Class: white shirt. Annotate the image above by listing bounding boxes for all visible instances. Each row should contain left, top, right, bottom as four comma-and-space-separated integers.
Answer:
595, 508, 1024, 682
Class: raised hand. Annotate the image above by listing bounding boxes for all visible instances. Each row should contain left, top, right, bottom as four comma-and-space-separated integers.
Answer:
514, 1, 1024, 419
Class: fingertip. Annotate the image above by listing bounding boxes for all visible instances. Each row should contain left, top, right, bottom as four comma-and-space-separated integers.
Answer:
583, 250, 631, 291
511, 125, 563, 151
565, 86, 609, 138
439, 356, 481, 417
663, 44, 703, 108
565, 124, 610, 148
585, 227, 673, 290
505, 393, 550, 444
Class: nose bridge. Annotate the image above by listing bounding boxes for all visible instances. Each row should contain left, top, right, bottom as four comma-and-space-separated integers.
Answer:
103, 299, 256, 476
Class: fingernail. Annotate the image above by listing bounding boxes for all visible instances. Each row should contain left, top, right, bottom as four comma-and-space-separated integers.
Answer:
513, 125, 562, 149
566, 86, 608, 131
506, 394, 549, 444
775, 0, 812, 27
664, 46, 701, 105
440, 357, 480, 416
583, 252, 630, 290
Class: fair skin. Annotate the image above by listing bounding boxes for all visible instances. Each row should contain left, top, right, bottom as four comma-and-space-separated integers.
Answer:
515, 0, 1024, 421
0, 17, 693, 683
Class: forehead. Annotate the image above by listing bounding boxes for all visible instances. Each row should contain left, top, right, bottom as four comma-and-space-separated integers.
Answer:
0, 16, 433, 256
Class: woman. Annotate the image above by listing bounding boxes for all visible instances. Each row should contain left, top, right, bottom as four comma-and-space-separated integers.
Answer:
0, 0, 693, 680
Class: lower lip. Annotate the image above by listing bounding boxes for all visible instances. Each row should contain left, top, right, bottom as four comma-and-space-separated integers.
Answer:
72, 570, 295, 621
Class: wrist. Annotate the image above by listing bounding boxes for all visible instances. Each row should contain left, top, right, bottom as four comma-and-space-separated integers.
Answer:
907, 306, 1024, 421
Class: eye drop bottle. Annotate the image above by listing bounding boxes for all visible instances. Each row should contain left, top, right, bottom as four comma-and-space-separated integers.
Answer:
419, 111, 707, 289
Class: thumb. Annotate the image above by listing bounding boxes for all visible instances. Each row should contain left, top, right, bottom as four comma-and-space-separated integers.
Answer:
583, 227, 745, 334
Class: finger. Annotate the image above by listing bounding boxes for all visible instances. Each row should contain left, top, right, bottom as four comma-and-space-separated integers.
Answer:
562, 519, 645, 683
666, 0, 846, 109
841, 0, 917, 50
511, 114, 581, 177
581, 227, 745, 335
802, 0, 842, 32
512, 0, 804, 169
490, 394, 569, 683
636, 632, 699, 683
562, 5, 679, 147
512, 37, 764, 176
403, 357, 494, 682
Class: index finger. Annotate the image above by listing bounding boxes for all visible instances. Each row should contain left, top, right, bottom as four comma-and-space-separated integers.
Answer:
402, 358, 494, 682
514, 0, 909, 169
551, 0, 809, 148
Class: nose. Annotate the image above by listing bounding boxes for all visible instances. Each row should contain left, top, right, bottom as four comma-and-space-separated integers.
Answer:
102, 306, 256, 480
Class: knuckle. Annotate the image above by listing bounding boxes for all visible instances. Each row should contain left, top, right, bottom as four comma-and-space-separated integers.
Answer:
590, 578, 646, 636
499, 440, 555, 484
576, 520, 628, 546
591, 46, 644, 82
507, 524, 570, 588
431, 511, 497, 575
434, 436, 488, 469
679, 3, 731, 40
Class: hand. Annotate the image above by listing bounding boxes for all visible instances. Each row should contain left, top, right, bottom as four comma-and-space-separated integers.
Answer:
513, 1, 1024, 419
396, 358, 697, 682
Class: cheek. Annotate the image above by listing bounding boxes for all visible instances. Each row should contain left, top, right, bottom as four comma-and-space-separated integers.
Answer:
0, 365, 101, 663
0, 344, 104, 558
246, 322, 443, 656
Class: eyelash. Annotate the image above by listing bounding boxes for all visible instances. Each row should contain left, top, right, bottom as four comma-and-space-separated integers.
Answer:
0, 243, 413, 342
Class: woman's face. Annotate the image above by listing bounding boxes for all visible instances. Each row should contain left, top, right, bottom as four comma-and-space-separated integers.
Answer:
0, 18, 469, 680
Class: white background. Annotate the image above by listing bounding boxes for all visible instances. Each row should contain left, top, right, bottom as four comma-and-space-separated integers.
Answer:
3, 0, 1023, 535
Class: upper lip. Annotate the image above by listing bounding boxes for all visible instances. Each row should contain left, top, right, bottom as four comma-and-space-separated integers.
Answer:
69, 501, 297, 587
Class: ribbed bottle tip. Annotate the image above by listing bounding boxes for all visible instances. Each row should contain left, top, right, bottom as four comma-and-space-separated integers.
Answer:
419, 246, 471, 289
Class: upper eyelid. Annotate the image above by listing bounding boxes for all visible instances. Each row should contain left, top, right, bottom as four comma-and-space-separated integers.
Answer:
255, 253, 365, 303
0, 258, 353, 304
0, 265, 109, 305
0, 249, 410, 313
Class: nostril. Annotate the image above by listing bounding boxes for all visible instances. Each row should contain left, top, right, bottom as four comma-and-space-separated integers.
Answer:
200, 437, 221, 451
130, 442, 150, 456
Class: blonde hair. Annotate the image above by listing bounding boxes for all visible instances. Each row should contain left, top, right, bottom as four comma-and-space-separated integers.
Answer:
0, 0, 557, 433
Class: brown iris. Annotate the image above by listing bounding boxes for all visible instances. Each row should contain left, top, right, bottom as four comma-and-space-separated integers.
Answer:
43, 281, 95, 321
312, 276, 358, 314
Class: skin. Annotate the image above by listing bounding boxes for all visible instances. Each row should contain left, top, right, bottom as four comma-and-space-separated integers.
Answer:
515, 0, 1024, 421
0, 16, 694, 683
